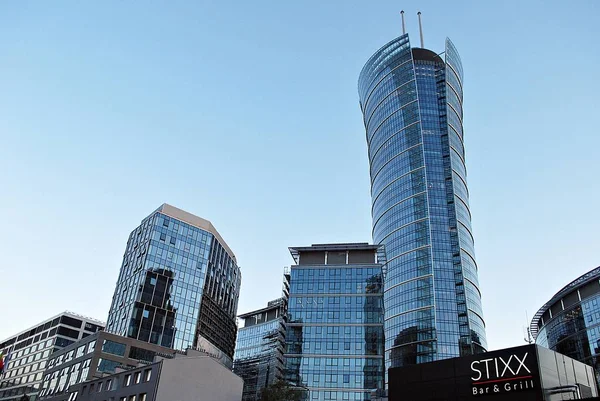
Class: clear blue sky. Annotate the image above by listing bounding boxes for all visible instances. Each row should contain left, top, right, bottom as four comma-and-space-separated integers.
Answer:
1, 1, 599, 351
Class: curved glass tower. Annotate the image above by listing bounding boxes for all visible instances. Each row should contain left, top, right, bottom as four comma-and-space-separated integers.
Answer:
358, 34, 486, 372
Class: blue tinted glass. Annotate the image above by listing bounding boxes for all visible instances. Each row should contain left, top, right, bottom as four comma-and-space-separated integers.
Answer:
358, 35, 487, 376
284, 255, 384, 401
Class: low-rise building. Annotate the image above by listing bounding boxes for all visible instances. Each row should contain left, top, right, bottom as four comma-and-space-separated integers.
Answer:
38, 331, 175, 400
53, 350, 242, 401
0, 312, 104, 401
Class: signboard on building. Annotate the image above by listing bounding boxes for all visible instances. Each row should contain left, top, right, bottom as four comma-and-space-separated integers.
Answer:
463, 346, 539, 398
388, 344, 597, 401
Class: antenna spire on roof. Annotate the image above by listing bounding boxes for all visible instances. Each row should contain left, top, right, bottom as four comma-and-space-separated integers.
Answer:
400, 10, 406, 35
417, 11, 424, 48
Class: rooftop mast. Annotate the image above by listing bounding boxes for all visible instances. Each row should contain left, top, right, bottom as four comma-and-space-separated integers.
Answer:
401, 10, 406, 35
417, 11, 424, 48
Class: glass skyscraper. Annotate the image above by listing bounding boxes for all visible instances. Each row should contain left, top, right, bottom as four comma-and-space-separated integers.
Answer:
358, 34, 486, 372
105, 204, 241, 365
284, 243, 385, 401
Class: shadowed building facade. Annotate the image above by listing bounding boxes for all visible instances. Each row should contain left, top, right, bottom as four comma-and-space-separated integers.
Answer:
358, 33, 486, 373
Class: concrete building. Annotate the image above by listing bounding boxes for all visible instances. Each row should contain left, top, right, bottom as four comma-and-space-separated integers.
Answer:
234, 298, 287, 401
105, 204, 241, 367
0, 312, 104, 401
37, 331, 177, 400
51, 350, 243, 401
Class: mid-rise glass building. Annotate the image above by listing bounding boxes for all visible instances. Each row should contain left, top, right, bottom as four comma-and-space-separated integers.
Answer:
0, 312, 104, 401
105, 204, 241, 365
358, 34, 486, 371
284, 243, 385, 401
531, 265, 600, 387
234, 298, 287, 401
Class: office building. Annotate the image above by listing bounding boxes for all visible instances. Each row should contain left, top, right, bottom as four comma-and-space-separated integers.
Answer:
234, 298, 287, 401
531, 266, 600, 386
283, 243, 385, 401
0, 312, 104, 401
43, 349, 243, 401
388, 344, 597, 401
105, 204, 241, 366
358, 27, 486, 371
38, 331, 176, 400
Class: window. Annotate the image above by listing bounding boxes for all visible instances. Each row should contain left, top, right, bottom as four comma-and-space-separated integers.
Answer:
129, 395, 136, 401
97, 381, 103, 392
67, 391, 78, 401
130, 347, 155, 363
143, 369, 152, 382
139, 394, 147, 401
88, 340, 96, 353
57, 326, 80, 340
80, 359, 91, 383
69, 363, 80, 387
106, 379, 112, 390
134, 371, 141, 384
102, 340, 126, 356
98, 358, 121, 374
75, 346, 85, 359
124, 374, 131, 387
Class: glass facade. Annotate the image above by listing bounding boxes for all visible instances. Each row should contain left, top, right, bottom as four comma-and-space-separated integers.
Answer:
234, 299, 286, 401
284, 244, 385, 401
532, 266, 600, 387
0, 313, 104, 401
358, 34, 486, 373
105, 204, 241, 360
